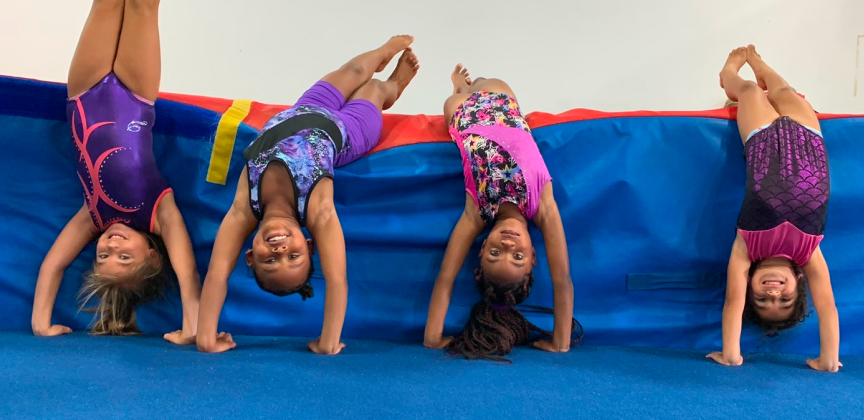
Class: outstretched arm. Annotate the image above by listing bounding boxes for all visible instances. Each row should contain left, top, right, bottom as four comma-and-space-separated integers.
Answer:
707, 233, 749, 366
197, 169, 257, 353
803, 247, 841, 372
532, 185, 575, 352
154, 194, 201, 345
32, 204, 98, 336
306, 203, 348, 355
424, 194, 485, 349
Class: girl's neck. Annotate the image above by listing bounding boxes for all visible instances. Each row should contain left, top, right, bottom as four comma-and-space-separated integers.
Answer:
496, 202, 527, 225
261, 201, 300, 225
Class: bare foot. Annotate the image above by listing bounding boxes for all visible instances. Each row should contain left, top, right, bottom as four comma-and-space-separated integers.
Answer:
376, 35, 414, 73
719, 46, 747, 90
745, 44, 769, 90
451, 64, 472, 95
383, 48, 419, 110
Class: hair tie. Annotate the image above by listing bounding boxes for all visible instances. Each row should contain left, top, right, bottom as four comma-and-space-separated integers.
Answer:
489, 303, 512, 312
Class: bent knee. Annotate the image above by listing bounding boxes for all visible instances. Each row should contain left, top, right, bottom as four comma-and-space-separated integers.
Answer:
339, 62, 366, 78
471, 77, 515, 96
362, 79, 386, 91
769, 85, 798, 99
356, 79, 394, 99
738, 81, 762, 94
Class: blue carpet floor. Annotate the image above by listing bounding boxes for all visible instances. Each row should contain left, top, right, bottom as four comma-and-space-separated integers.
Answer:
1, 332, 859, 420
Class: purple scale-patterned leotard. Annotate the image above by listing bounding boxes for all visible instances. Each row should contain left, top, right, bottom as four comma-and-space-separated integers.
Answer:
736, 116, 830, 267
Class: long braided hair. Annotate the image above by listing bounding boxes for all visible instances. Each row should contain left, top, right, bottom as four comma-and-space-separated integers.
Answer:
447, 266, 583, 362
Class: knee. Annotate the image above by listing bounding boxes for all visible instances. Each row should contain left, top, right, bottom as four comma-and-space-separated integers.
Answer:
356, 79, 390, 98
365, 79, 388, 93
351, 79, 394, 107
769, 85, 797, 98
738, 81, 762, 94
125, 0, 160, 13
481, 77, 506, 84
339, 62, 366, 78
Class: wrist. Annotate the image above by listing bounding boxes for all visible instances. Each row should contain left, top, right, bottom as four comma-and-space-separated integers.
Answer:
319, 335, 341, 348
31, 316, 50, 333
551, 336, 570, 351
552, 326, 570, 344
182, 315, 198, 332
196, 332, 216, 347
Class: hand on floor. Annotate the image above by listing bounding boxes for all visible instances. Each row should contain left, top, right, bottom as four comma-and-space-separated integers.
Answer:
33, 324, 72, 337
308, 338, 346, 355
706, 351, 743, 366
423, 336, 453, 349
163, 330, 196, 345
807, 358, 843, 373
533, 339, 569, 353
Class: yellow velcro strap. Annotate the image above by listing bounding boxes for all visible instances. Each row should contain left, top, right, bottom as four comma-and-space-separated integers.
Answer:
206, 99, 252, 185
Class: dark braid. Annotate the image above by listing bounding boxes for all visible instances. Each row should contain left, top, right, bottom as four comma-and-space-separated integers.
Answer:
446, 267, 583, 363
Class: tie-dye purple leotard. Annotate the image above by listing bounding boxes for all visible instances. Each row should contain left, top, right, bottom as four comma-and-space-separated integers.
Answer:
243, 81, 384, 226
68, 73, 172, 233
736, 116, 830, 267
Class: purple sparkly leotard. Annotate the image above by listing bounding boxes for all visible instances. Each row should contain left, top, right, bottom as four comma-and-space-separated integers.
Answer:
68, 73, 172, 233
449, 91, 551, 223
736, 116, 830, 267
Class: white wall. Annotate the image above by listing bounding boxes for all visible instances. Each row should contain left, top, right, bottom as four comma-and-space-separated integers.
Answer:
1, 0, 862, 114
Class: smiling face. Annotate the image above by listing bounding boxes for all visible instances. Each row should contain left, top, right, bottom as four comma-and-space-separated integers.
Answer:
94, 224, 155, 278
479, 218, 536, 285
246, 218, 313, 294
749, 258, 799, 322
